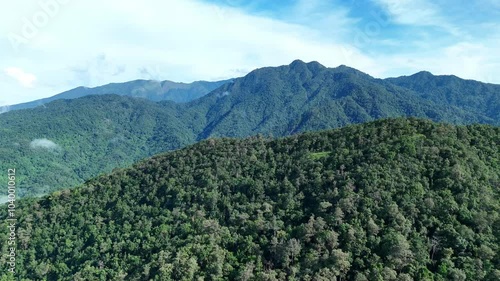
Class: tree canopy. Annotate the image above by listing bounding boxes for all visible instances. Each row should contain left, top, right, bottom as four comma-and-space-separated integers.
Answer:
1, 118, 498, 280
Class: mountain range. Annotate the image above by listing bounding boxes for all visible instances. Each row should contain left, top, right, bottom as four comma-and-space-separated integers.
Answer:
0, 60, 499, 198
1, 79, 230, 112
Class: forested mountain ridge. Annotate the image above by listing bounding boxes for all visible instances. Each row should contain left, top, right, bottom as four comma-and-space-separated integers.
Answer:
386, 72, 500, 121
1, 118, 498, 280
0, 60, 499, 198
188, 60, 496, 140
2, 78, 230, 112
0, 95, 193, 198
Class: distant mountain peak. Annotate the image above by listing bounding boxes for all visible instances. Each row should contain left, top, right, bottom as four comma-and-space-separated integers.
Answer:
288, 60, 327, 76
289, 59, 326, 68
289, 59, 309, 72
331, 64, 373, 79
335, 64, 362, 72
411, 70, 434, 78
4, 79, 231, 113
289, 59, 306, 65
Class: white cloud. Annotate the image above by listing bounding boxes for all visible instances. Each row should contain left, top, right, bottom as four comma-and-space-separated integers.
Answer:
369, 0, 500, 83
485, 0, 500, 8
374, 0, 437, 25
0, 0, 378, 105
0, 105, 10, 113
4, 67, 37, 87
0, 0, 498, 106
372, 0, 461, 35
378, 40, 500, 84
29, 138, 60, 150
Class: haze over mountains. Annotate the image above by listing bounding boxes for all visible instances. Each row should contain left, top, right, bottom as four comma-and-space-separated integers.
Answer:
0, 60, 499, 199
1, 79, 230, 112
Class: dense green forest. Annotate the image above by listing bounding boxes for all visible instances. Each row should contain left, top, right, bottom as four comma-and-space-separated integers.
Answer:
1, 118, 498, 280
386, 71, 500, 121
0, 60, 499, 198
0, 96, 193, 198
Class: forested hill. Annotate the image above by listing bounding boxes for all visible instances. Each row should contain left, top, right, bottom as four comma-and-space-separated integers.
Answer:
0, 95, 194, 198
1, 118, 498, 280
3, 78, 229, 112
1, 60, 499, 198
386, 72, 500, 121
185, 60, 497, 139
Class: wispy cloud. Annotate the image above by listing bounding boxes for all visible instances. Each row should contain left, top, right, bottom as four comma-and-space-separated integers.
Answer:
379, 40, 500, 83
369, 0, 500, 82
29, 138, 60, 150
0, 0, 499, 106
0, 105, 10, 113
0, 0, 377, 105
4, 67, 37, 87
372, 0, 461, 36
374, 0, 438, 25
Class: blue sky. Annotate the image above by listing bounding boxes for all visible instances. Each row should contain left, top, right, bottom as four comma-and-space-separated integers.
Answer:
1, 0, 499, 106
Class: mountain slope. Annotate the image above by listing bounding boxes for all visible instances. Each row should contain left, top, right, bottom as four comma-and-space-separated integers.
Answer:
186, 60, 496, 140
0, 95, 194, 197
1, 119, 498, 280
3, 79, 230, 112
0, 60, 499, 198
386, 72, 500, 121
